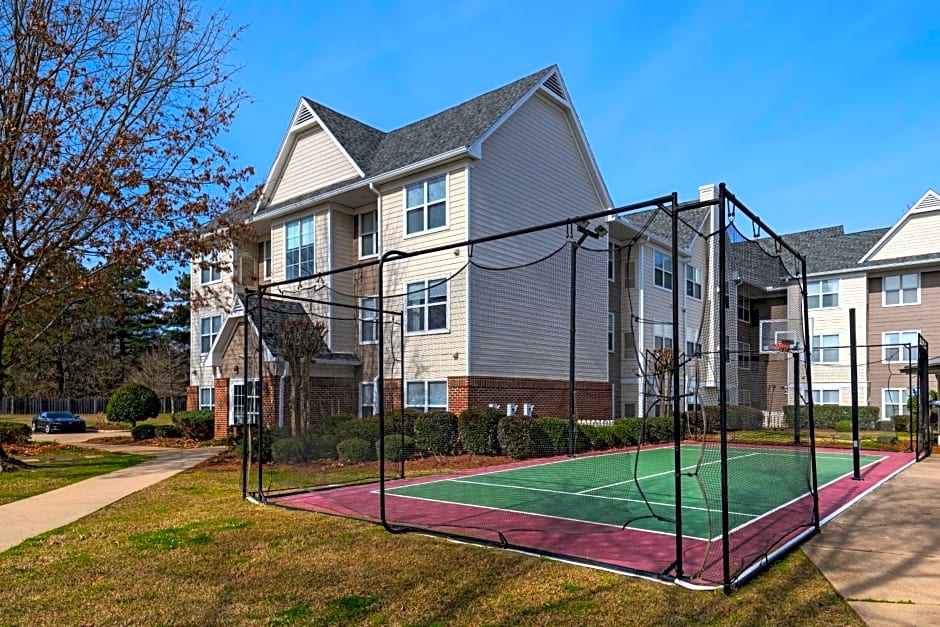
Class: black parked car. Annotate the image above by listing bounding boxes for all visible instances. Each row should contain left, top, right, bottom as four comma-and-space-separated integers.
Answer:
32, 411, 87, 433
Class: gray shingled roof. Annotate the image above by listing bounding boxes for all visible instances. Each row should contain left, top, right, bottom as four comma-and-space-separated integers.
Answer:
258, 66, 553, 215
241, 295, 308, 360
619, 203, 710, 251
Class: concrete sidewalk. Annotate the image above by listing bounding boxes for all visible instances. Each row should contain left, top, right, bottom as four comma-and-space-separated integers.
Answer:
0, 432, 224, 553
804, 455, 940, 627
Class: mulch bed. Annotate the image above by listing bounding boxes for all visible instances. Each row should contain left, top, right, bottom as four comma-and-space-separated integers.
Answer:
83, 436, 212, 449
5, 442, 74, 456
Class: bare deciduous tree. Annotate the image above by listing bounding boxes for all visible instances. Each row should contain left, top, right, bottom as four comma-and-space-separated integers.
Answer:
131, 339, 187, 413
277, 315, 327, 437
0, 0, 251, 470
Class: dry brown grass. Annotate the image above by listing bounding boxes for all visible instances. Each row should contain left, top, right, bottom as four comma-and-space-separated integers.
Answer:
0, 465, 862, 626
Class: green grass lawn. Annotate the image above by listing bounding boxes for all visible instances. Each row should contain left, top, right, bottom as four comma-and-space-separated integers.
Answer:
0, 412, 173, 430
0, 464, 863, 625
0, 446, 151, 505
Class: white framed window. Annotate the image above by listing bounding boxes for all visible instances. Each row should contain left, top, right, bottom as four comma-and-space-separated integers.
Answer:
231, 380, 260, 425
811, 334, 840, 363
360, 382, 375, 417
883, 273, 919, 306
359, 210, 378, 258
285, 215, 315, 279
199, 254, 222, 284
405, 279, 448, 334
883, 388, 910, 419
653, 250, 672, 290
199, 315, 222, 354
807, 279, 839, 309
258, 240, 272, 280
813, 389, 840, 405
737, 295, 751, 323
685, 265, 702, 300
653, 322, 673, 350
406, 380, 447, 412
405, 175, 447, 236
199, 387, 214, 410
359, 296, 378, 344
883, 331, 919, 363
608, 243, 615, 282
737, 341, 751, 370
607, 312, 615, 353
739, 390, 752, 406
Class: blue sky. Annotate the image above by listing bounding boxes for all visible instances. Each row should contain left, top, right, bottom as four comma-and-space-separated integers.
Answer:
150, 1, 939, 289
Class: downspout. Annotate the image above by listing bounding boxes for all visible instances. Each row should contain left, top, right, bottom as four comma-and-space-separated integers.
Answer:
278, 364, 286, 428
368, 182, 383, 384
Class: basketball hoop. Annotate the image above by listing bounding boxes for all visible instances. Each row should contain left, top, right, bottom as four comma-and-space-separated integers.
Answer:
772, 339, 794, 353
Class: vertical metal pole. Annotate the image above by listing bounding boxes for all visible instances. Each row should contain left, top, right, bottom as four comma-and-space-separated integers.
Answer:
399, 312, 406, 479
670, 192, 684, 579
717, 184, 731, 593
256, 286, 265, 500
800, 257, 820, 530
908, 345, 914, 452
568, 239, 578, 457
793, 355, 800, 446
849, 308, 860, 480
241, 290, 250, 498
377, 257, 387, 525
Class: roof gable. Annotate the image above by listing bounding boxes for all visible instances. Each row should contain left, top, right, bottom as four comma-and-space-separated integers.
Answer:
860, 189, 940, 262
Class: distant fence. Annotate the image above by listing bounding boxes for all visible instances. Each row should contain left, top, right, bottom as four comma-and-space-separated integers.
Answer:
0, 396, 187, 416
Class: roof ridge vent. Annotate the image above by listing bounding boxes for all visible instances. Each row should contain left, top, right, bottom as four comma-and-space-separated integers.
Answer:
293, 103, 315, 127
542, 72, 566, 100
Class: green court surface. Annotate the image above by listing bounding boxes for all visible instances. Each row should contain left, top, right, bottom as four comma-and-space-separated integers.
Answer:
385, 445, 885, 540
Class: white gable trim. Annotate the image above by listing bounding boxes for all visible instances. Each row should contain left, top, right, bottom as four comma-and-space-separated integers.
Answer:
469, 67, 613, 211
208, 311, 275, 368
255, 99, 365, 214
859, 189, 940, 262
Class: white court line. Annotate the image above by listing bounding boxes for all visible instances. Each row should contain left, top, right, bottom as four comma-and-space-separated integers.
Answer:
579, 451, 762, 494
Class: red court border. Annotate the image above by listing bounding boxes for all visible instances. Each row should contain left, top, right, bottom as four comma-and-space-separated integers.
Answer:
271, 445, 914, 587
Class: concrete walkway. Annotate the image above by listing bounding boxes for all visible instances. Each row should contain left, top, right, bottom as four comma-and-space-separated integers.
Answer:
0, 431, 225, 553
804, 455, 940, 626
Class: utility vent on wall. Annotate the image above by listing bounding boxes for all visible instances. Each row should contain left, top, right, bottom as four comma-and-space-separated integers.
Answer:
543, 73, 566, 100
293, 104, 315, 127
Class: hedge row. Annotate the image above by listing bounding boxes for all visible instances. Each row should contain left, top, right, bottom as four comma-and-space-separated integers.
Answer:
783, 404, 879, 429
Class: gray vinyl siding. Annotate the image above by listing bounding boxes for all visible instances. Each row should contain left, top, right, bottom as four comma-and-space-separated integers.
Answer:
270, 127, 360, 205
467, 92, 608, 382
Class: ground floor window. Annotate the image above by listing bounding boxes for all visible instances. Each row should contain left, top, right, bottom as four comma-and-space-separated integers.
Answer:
882, 388, 909, 419
199, 387, 214, 410
406, 380, 447, 412
813, 389, 840, 405
361, 382, 375, 417
231, 380, 260, 425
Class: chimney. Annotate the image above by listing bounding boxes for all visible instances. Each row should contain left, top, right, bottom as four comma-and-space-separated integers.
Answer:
699, 183, 718, 201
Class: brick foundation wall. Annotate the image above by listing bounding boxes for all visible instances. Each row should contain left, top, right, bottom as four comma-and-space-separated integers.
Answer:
261, 375, 277, 429
186, 386, 198, 412
281, 376, 358, 433
213, 378, 229, 439
448, 376, 611, 419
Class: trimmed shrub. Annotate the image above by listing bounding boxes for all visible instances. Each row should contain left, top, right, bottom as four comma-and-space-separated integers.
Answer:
172, 410, 214, 441
0, 421, 31, 445
594, 424, 621, 448
337, 438, 374, 464
414, 411, 458, 455
833, 420, 852, 433
106, 382, 159, 427
893, 414, 911, 433
390, 408, 423, 438
323, 413, 356, 435
331, 417, 381, 444
131, 424, 156, 440
232, 429, 273, 463
272, 437, 308, 463
378, 434, 415, 462
644, 416, 674, 443
154, 425, 182, 439
309, 434, 339, 460
458, 407, 502, 455
578, 424, 599, 450
613, 418, 642, 446
536, 417, 590, 455
703, 405, 765, 432
497, 416, 539, 459
784, 404, 879, 429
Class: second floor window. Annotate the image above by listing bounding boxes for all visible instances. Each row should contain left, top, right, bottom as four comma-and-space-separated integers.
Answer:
653, 250, 672, 290
685, 265, 702, 299
286, 216, 315, 279
405, 175, 447, 235
359, 296, 378, 344
807, 279, 839, 308
738, 341, 751, 370
199, 254, 221, 284
200, 315, 222, 354
884, 331, 919, 363
608, 312, 615, 352
608, 243, 615, 282
812, 334, 840, 363
737, 295, 751, 323
883, 273, 919, 306
653, 322, 673, 350
359, 211, 378, 258
406, 279, 447, 333
258, 240, 272, 279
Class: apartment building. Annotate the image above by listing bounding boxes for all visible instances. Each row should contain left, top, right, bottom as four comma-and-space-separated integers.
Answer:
187, 66, 615, 436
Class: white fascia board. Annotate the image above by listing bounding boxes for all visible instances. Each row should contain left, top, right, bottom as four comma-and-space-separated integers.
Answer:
255, 99, 311, 214
252, 147, 470, 224
808, 257, 940, 278
859, 189, 940, 262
